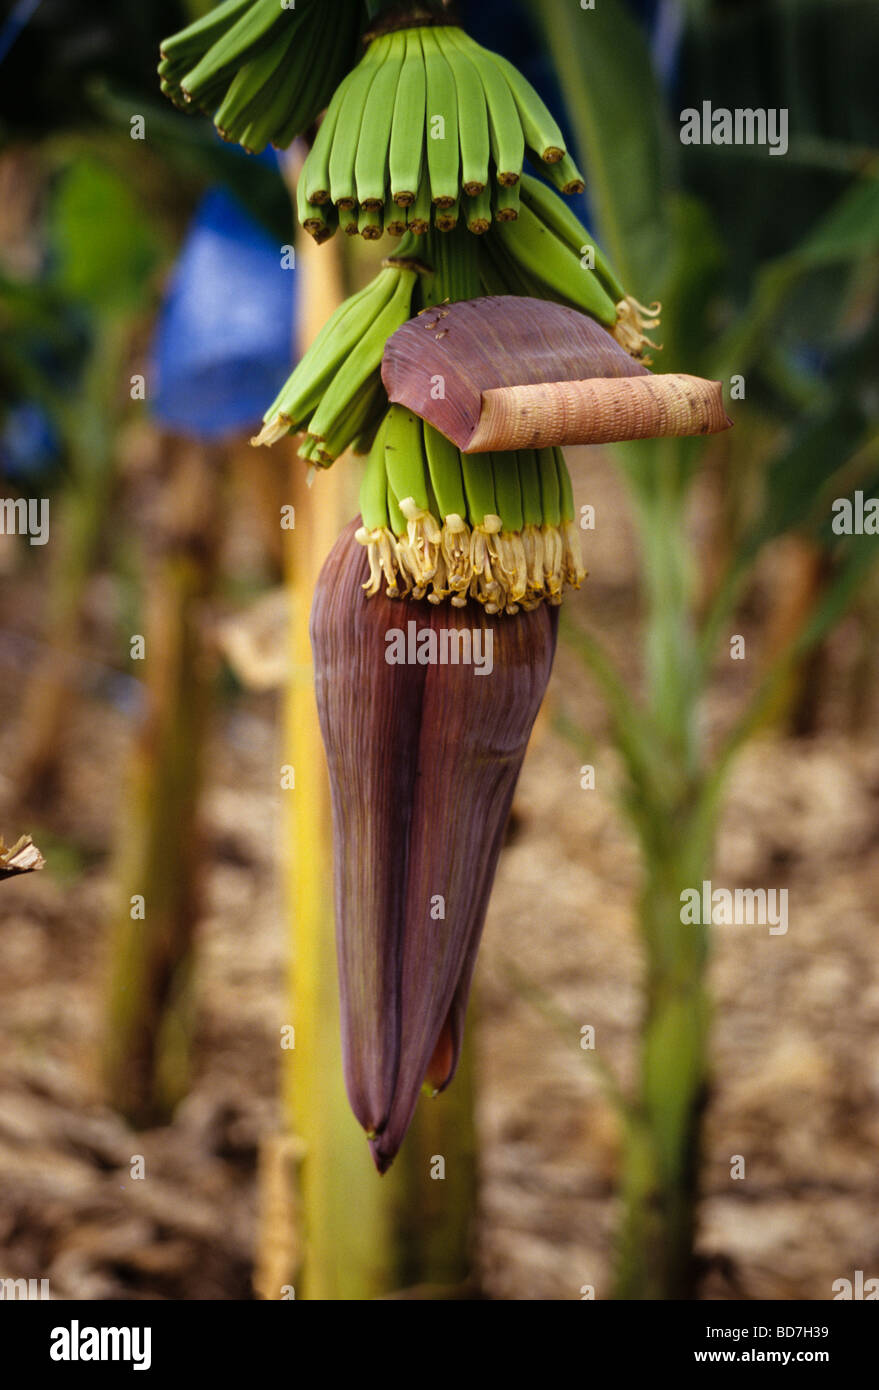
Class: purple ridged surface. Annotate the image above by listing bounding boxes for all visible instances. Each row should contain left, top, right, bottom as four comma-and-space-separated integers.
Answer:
382, 295, 648, 450
311, 519, 558, 1171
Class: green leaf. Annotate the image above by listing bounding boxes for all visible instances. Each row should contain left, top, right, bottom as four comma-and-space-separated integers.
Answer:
525, 0, 674, 297
88, 81, 293, 246
650, 193, 726, 374
790, 174, 879, 270
49, 156, 160, 314
746, 401, 870, 553
710, 173, 879, 379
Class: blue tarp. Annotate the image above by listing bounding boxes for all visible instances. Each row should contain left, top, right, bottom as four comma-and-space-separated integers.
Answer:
150, 187, 297, 440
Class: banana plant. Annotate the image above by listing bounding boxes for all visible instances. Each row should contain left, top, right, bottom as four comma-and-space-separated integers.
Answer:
156, 0, 726, 1297
528, 0, 879, 1299
234, 6, 702, 1183
157, 0, 878, 1301
9, 155, 161, 808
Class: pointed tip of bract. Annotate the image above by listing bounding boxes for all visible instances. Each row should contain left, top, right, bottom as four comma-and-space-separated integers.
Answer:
368, 1137, 396, 1175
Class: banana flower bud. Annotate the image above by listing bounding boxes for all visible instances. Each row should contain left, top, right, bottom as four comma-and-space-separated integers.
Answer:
311, 519, 557, 1170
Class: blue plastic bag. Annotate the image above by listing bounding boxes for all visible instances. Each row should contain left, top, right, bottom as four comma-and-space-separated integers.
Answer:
150, 188, 296, 440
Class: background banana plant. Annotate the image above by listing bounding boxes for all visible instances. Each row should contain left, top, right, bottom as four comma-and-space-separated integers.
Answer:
527, 0, 879, 1297
0, 0, 876, 1304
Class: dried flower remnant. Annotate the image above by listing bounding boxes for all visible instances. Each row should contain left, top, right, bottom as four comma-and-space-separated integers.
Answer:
0, 835, 45, 880
355, 403, 585, 613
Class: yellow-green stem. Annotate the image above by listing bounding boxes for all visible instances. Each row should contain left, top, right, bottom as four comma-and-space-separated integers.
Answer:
613, 444, 713, 1298
104, 439, 221, 1125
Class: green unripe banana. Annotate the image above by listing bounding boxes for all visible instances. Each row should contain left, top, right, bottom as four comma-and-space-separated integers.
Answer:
421, 28, 460, 207
519, 174, 626, 302
384, 404, 432, 515
517, 449, 544, 527
424, 422, 468, 521
460, 450, 497, 526
355, 33, 406, 210
494, 179, 520, 222
406, 166, 432, 234
466, 185, 492, 234
389, 29, 427, 206
441, 33, 490, 196
449, 29, 523, 185
487, 50, 567, 164
537, 447, 561, 527
359, 413, 392, 532
541, 152, 586, 196
491, 452, 525, 533
329, 36, 391, 209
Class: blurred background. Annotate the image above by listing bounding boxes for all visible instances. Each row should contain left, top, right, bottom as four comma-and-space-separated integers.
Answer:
1, 0, 878, 1300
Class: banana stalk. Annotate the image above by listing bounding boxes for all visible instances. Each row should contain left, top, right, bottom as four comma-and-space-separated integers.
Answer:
267, 180, 477, 1297
303, 227, 562, 1178
104, 439, 222, 1125
10, 321, 126, 808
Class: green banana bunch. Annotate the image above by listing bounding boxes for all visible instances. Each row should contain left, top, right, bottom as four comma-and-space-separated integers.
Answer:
252, 251, 422, 465
479, 174, 662, 360
356, 404, 585, 613
298, 23, 585, 242
158, 0, 363, 154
